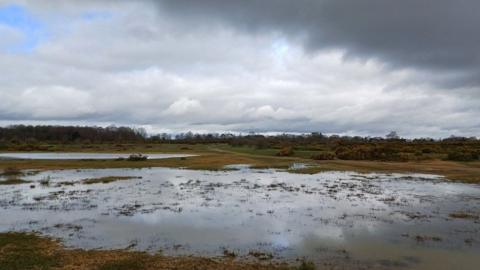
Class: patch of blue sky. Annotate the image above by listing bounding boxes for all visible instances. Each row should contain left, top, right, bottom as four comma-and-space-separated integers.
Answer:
0, 3, 48, 53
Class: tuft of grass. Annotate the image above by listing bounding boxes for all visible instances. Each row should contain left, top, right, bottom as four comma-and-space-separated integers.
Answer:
39, 176, 51, 186
82, 176, 142, 185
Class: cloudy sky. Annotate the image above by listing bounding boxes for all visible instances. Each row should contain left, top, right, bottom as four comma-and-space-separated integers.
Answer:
1, 0, 479, 138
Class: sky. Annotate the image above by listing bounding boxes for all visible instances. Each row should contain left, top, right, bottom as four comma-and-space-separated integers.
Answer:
0, 0, 479, 138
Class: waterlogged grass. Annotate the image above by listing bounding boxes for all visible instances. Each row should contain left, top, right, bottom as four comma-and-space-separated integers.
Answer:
0, 233, 312, 270
0, 167, 23, 177
290, 159, 480, 183
82, 176, 142, 185
1, 144, 480, 183
449, 212, 480, 220
0, 178, 31, 185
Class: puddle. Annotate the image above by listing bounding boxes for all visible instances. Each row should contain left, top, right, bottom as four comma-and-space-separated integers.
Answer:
0, 152, 195, 160
0, 167, 479, 269
289, 163, 311, 170
223, 164, 252, 170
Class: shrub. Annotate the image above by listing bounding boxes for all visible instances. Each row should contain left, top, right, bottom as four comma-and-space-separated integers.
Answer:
422, 148, 433, 154
447, 151, 478, 161
276, 146, 294, 157
127, 154, 148, 161
311, 152, 336, 160
335, 145, 403, 161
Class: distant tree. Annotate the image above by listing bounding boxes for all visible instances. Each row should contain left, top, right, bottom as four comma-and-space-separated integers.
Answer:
386, 131, 400, 140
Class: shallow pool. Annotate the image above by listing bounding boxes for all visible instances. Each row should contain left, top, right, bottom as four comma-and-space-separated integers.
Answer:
0, 152, 195, 160
0, 167, 479, 269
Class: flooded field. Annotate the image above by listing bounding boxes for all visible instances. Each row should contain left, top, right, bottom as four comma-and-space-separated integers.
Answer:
1, 167, 479, 269
0, 152, 195, 160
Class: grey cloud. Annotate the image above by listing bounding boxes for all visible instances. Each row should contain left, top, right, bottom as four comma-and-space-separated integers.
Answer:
158, 0, 480, 88
0, 0, 479, 137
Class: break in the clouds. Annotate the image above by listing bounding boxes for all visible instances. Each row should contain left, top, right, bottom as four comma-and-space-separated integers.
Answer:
0, 0, 479, 137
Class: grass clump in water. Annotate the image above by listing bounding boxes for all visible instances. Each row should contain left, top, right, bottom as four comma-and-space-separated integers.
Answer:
449, 212, 479, 220
82, 176, 142, 185
39, 176, 51, 186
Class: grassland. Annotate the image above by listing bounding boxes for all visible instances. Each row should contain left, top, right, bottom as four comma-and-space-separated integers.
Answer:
1, 143, 480, 183
0, 232, 313, 270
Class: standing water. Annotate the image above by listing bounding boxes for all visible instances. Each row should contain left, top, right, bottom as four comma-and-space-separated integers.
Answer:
0, 167, 479, 269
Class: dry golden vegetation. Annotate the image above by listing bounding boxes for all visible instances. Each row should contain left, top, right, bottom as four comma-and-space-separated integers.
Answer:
0, 233, 313, 270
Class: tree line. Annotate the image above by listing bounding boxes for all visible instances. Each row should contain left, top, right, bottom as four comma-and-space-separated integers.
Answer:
1, 125, 479, 161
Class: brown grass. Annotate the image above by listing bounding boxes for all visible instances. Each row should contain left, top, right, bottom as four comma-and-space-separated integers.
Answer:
0, 233, 304, 270
292, 159, 480, 183
1, 146, 479, 183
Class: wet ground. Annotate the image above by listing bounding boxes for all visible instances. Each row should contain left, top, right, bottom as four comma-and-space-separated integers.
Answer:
0, 152, 195, 160
1, 167, 479, 269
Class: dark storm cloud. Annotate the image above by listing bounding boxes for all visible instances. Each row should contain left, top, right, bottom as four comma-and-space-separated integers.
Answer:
158, 0, 480, 87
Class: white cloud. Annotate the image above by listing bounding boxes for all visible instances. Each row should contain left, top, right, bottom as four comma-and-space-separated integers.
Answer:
6, 86, 93, 119
0, 1, 479, 138
164, 98, 203, 116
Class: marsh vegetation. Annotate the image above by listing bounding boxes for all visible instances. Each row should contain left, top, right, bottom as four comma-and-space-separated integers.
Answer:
1, 125, 480, 269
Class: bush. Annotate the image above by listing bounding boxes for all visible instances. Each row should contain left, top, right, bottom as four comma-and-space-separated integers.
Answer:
447, 151, 478, 161
335, 145, 403, 161
127, 154, 148, 161
311, 152, 336, 160
276, 146, 294, 157
0, 142, 7, 150
422, 148, 433, 154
